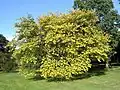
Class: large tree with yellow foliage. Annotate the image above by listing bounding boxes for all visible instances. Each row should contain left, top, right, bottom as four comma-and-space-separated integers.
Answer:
10, 10, 110, 79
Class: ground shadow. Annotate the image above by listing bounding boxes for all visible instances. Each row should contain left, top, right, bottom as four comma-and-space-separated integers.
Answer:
88, 65, 106, 76
0, 70, 18, 73
28, 75, 44, 81
71, 65, 106, 81
47, 65, 107, 82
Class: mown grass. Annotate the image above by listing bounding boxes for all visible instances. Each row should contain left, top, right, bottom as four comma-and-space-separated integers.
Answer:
0, 67, 120, 90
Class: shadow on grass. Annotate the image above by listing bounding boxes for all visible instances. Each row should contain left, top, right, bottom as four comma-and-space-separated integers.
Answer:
72, 66, 106, 81
0, 70, 19, 73
0, 65, 107, 82
88, 65, 106, 76
47, 65, 107, 82
28, 75, 44, 81
26, 66, 107, 82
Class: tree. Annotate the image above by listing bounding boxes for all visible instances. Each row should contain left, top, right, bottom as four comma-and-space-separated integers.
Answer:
0, 34, 15, 71
10, 10, 110, 79
73, 0, 120, 66
9, 15, 43, 77
0, 34, 8, 47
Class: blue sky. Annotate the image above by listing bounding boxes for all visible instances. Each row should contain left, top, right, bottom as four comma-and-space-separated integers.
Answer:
0, 0, 119, 41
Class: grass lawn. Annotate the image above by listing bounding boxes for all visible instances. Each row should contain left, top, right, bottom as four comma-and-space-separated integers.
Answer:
0, 67, 120, 90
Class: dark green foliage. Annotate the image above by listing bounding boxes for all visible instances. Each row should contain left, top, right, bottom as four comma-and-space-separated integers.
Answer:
0, 34, 8, 46
73, 0, 113, 17
0, 34, 15, 71
0, 52, 15, 71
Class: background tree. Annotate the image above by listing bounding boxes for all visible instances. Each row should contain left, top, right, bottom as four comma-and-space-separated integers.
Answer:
0, 34, 15, 71
73, 0, 120, 65
0, 34, 8, 46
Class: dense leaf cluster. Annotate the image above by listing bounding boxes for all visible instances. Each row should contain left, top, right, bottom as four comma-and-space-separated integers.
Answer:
73, 0, 120, 63
39, 10, 110, 79
10, 10, 110, 79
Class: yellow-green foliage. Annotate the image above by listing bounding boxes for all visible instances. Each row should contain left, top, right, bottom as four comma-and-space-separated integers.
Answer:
10, 10, 110, 79
38, 10, 110, 79
9, 16, 43, 78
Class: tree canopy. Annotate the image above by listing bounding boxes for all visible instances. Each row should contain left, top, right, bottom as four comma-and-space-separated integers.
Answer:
9, 10, 110, 79
73, 0, 120, 61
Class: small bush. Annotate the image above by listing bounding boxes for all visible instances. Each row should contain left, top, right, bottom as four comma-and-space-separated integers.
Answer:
0, 52, 16, 72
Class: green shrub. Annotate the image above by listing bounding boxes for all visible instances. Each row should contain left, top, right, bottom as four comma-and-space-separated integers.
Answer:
0, 34, 16, 72
0, 52, 16, 72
